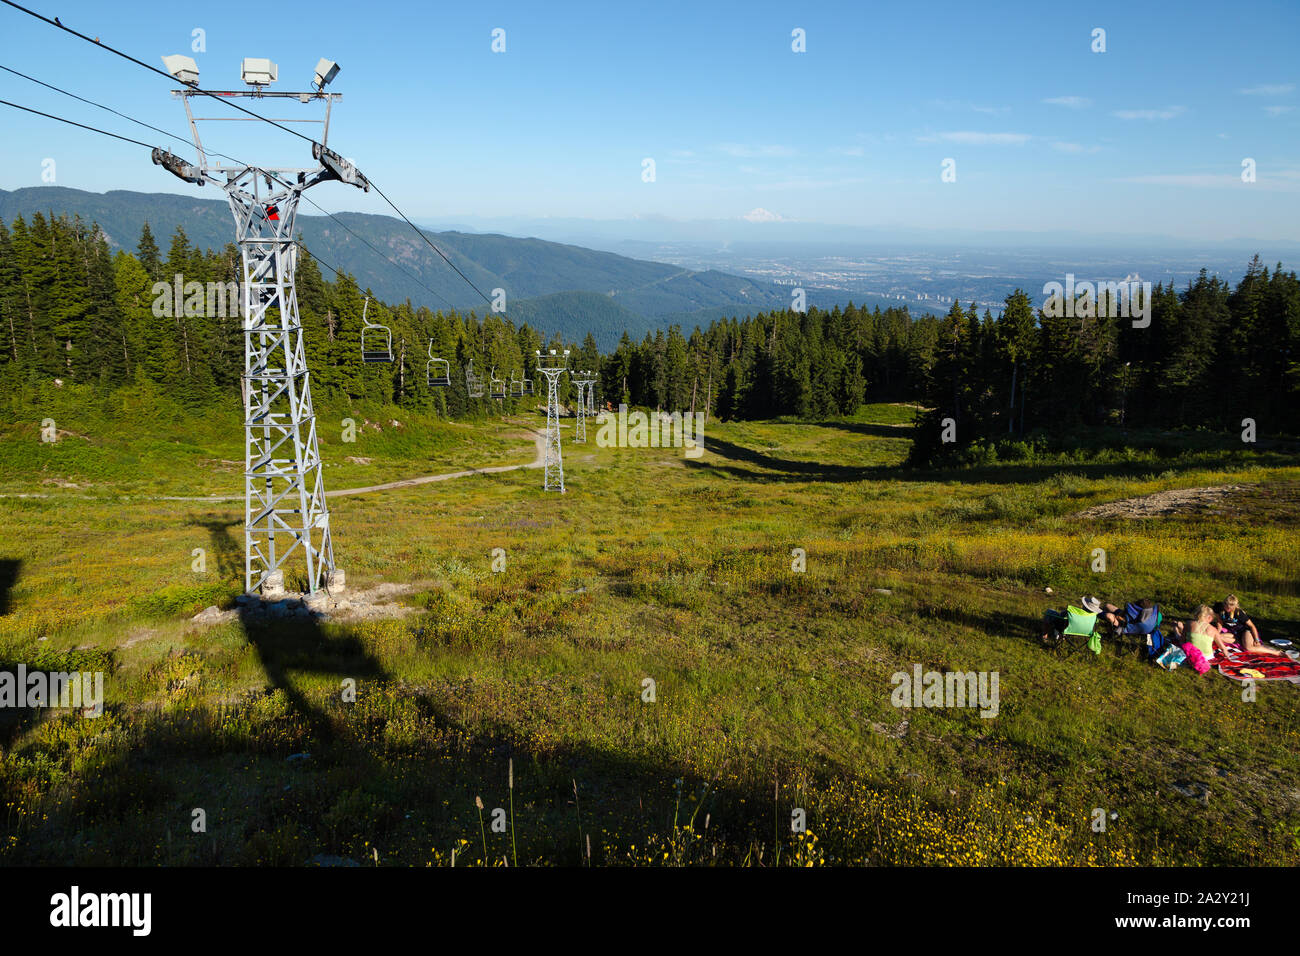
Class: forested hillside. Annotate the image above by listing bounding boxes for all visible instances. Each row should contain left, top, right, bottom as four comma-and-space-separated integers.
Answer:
2, 211, 1296, 464
0, 187, 806, 345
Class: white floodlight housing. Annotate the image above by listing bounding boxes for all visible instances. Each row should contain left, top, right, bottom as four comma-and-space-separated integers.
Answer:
313, 58, 341, 90
241, 57, 278, 87
161, 54, 200, 86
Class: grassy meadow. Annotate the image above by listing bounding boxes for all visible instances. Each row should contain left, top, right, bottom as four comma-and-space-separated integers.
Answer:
1, 396, 1299, 866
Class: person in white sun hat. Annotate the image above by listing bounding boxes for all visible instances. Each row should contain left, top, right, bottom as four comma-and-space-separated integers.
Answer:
1080, 595, 1128, 629
1081, 595, 1154, 632
1039, 595, 1108, 645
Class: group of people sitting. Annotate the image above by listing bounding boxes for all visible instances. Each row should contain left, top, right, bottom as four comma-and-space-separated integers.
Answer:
1040, 593, 1283, 660
1169, 595, 1282, 659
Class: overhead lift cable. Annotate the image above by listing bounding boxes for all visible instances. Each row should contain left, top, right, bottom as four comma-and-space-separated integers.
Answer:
0, 0, 316, 145
0, 97, 364, 319
1, 0, 500, 314
0, 64, 458, 311
0, 63, 193, 146
0, 97, 155, 149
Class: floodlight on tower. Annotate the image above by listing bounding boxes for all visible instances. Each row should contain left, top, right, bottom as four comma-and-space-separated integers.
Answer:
161, 54, 200, 86
241, 57, 278, 87
313, 58, 341, 91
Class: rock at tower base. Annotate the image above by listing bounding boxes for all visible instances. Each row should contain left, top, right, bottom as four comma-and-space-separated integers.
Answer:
262, 570, 286, 598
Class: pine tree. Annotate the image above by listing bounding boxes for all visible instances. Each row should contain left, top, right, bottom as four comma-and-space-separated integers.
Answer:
137, 222, 162, 280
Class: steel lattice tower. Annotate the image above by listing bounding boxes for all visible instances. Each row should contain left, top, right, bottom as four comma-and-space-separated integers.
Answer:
535, 349, 570, 492
154, 62, 369, 592
571, 370, 595, 443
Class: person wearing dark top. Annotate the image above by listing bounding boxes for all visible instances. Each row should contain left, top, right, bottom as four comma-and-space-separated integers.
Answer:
1211, 594, 1280, 656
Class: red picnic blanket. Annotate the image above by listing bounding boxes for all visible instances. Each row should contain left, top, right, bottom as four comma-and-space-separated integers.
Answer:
1211, 646, 1300, 684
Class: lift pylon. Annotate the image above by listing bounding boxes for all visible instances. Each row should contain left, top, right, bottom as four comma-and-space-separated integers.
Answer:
535, 350, 569, 492
154, 59, 369, 594
570, 369, 596, 443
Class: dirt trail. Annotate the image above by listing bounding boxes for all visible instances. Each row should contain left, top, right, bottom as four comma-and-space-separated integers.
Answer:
165, 429, 550, 502
0, 429, 549, 503
322, 429, 548, 498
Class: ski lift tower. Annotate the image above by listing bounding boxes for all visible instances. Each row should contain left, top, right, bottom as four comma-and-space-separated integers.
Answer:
570, 369, 596, 443
153, 54, 370, 594
535, 349, 570, 492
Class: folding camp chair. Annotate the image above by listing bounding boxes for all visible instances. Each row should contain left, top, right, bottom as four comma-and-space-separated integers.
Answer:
1045, 606, 1102, 658
1108, 601, 1165, 660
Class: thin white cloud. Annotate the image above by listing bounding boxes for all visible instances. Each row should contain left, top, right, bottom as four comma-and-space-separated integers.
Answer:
1117, 172, 1300, 192
1121, 173, 1234, 187
919, 131, 1031, 145
1264, 105, 1296, 116
1051, 141, 1101, 154
716, 143, 797, 158
750, 176, 868, 191
1043, 96, 1092, 109
742, 207, 786, 223
931, 99, 1010, 114
829, 146, 866, 156
1113, 106, 1187, 120
1240, 84, 1295, 96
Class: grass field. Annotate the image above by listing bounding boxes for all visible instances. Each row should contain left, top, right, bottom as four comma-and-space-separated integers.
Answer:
1, 399, 1298, 866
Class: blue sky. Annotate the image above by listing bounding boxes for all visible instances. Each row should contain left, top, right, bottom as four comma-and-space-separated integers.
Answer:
1, 0, 1297, 240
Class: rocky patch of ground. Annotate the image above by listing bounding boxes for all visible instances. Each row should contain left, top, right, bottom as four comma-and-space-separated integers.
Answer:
191, 581, 418, 628
1074, 485, 1245, 519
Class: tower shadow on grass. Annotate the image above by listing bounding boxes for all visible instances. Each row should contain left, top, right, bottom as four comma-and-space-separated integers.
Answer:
196, 515, 391, 740
0, 540, 807, 865
0, 558, 19, 616
191, 515, 243, 584
0, 558, 42, 749
688, 433, 1300, 488
0, 561, 118, 751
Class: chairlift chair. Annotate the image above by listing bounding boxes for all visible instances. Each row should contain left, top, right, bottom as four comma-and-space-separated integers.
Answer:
509, 371, 524, 398
522, 375, 535, 397
426, 340, 451, 387
489, 367, 507, 401
465, 358, 485, 398
360, 296, 393, 364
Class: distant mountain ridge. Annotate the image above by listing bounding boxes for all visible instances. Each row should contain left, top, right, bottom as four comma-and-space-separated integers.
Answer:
0, 186, 843, 346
